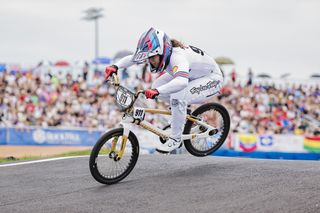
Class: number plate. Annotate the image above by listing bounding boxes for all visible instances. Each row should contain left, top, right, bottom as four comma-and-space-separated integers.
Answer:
133, 108, 145, 120
116, 88, 133, 108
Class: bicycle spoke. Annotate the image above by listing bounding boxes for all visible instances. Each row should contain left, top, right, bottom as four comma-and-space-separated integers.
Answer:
191, 108, 225, 151
93, 134, 135, 180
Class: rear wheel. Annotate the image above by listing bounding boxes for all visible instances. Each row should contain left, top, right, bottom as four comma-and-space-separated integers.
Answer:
183, 103, 230, 157
89, 128, 139, 184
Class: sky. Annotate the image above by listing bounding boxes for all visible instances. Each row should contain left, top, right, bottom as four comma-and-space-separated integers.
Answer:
1, 0, 320, 79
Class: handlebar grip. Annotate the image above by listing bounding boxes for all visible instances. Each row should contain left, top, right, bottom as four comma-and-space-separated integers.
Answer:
112, 73, 120, 86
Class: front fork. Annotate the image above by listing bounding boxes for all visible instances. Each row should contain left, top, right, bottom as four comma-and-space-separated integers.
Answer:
110, 123, 130, 161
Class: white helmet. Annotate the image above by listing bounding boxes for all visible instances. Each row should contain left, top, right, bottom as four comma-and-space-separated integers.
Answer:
132, 27, 172, 73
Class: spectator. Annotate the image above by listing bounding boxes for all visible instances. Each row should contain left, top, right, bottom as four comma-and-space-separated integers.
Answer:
83, 61, 89, 81
230, 69, 237, 84
247, 67, 253, 86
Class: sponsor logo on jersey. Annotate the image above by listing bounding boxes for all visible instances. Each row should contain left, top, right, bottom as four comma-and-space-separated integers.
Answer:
190, 80, 220, 95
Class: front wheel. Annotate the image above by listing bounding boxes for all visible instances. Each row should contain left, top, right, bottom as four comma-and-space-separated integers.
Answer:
89, 128, 139, 184
183, 103, 230, 157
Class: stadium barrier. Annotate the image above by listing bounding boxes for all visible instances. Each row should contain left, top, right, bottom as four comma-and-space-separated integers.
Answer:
0, 127, 319, 159
217, 133, 320, 160
0, 126, 157, 154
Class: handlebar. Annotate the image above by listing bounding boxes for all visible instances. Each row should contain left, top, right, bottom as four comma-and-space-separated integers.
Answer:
108, 73, 145, 98
110, 73, 120, 86
135, 90, 145, 98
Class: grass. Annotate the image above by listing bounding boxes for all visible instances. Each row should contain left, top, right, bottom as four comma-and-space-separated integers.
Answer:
0, 149, 92, 163
0, 156, 43, 163
53, 149, 92, 157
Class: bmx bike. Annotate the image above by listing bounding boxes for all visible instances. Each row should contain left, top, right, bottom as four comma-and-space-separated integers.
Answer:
89, 74, 230, 184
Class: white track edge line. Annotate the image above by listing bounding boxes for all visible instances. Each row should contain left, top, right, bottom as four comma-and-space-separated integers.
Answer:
0, 156, 88, 168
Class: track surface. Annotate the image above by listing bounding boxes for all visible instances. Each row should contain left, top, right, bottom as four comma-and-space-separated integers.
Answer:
1, 155, 320, 213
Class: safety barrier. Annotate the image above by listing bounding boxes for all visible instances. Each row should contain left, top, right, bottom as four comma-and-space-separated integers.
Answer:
227, 133, 320, 154
0, 126, 157, 154
217, 133, 320, 160
1, 127, 319, 159
213, 150, 320, 160
0, 127, 102, 146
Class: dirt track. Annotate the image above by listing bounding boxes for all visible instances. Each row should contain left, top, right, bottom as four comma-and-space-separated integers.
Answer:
0, 146, 91, 158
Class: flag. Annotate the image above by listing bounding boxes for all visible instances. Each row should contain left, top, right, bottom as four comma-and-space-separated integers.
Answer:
239, 134, 257, 152
304, 137, 320, 153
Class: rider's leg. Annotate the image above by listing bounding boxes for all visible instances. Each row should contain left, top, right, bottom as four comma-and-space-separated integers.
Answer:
156, 88, 188, 152
167, 72, 223, 140
156, 72, 224, 152
185, 72, 224, 104
169, 90, 188, 139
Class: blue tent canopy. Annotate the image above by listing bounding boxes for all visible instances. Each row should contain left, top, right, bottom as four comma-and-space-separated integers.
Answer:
92, 57, 111, 65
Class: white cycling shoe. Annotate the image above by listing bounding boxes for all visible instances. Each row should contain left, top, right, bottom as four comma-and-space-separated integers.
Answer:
156, 138, 182, 153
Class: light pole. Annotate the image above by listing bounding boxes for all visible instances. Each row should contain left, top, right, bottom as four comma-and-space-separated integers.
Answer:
82, 8, 104, 59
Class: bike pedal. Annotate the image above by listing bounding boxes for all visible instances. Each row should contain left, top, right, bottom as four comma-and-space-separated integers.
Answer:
155, 142, 183, 154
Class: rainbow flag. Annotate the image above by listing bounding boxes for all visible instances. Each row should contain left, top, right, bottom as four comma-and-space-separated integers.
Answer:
304, 137, 320, 153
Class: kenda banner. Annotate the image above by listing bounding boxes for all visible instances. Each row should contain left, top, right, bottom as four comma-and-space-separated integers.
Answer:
1, 127, 103, 146
0, 127, 319, 155
0, 128, 6, 145
0, 127, 157, 153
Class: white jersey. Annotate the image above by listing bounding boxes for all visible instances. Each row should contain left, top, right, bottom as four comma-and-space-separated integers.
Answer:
165, 46, 221, 80
114, 45, 222, 94
114, 45, 223, 141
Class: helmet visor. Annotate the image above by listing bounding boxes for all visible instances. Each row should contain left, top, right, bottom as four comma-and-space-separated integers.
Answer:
132, 51, 149, 63
132, 50, 158, 64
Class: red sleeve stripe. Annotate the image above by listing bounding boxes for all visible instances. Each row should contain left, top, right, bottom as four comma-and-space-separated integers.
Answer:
173, 71, 189, 78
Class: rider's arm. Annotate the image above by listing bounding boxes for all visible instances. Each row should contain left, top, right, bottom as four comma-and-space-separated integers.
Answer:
156, 53, 190, 94
156, 77, 189, 94
114, 55, 135, 69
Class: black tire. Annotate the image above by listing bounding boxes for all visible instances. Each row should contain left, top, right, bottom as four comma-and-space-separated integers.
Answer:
183, 103, 230, 157
89, 128, 139, 184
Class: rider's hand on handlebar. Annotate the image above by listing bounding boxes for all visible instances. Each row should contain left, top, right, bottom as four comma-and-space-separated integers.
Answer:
105, 65, 118, 80
145, 89, 159, 99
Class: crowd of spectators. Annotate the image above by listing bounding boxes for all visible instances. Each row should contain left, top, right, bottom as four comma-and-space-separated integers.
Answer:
218, 82, 319, 136
0, 67, 319, 136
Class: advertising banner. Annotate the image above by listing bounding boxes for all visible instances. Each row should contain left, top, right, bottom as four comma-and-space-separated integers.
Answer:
234, 133, 306, 153
1, 127, 319, 157
259, 135, 306, 153
0, 127, 156, 153
6, 127, 103, 146
0, 128, 6, 145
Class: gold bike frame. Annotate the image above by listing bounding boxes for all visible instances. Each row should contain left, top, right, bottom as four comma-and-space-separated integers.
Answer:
110, 73, 216, 159
121, 107, 216, 142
